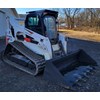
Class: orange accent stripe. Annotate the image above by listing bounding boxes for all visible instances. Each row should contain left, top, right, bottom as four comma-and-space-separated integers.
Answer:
24, 38, 31, 42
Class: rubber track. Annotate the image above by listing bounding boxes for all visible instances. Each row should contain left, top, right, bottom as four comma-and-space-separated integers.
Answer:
3, 41, 46, 76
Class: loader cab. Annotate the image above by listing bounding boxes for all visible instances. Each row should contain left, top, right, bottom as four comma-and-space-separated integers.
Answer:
25, 10, 58, 43
25, 13, 43, 34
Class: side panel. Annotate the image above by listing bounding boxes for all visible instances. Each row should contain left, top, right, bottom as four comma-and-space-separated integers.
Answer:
23, 31, 53, 60
58, 33, 68, 54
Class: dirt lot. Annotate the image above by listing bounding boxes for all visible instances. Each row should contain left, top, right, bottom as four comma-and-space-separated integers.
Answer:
0, 38, 100, 92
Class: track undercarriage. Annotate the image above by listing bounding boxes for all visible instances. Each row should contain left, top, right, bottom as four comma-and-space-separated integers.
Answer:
3, 41, 46, 76
2, 41, 97, 89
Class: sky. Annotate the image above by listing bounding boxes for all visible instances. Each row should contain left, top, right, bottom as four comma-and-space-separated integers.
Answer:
16, 8, 44, 14
16, 8, 61, 14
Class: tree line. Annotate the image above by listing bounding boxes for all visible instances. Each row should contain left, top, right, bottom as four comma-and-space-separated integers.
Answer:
57, 8, 100, 33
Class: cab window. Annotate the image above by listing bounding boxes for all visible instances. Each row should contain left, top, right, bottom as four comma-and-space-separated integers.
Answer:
28, 16, 39, 26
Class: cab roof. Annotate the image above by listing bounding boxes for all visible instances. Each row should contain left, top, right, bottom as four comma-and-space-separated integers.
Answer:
27, 9, 58, 18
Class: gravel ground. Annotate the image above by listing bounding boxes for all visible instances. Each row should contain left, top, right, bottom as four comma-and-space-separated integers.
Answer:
0, 38, 100, 92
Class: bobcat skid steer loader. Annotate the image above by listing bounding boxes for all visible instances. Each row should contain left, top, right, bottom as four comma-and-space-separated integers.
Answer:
2, 9, 97, 89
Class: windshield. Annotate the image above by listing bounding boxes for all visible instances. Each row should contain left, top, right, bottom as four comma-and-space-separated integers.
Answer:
44, 16, 57, 39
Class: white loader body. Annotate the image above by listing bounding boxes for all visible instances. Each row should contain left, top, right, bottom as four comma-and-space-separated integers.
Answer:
6, 16, 68, 60
3, 9, 97, 88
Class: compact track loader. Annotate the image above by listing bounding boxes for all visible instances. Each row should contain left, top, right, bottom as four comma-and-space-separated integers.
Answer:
2, 9, 97, 89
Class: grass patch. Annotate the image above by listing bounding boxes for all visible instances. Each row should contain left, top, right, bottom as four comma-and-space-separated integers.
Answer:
59, 29, 100, 42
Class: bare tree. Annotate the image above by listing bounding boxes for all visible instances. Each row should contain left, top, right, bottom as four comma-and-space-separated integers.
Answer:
63, 8, 81, 29
78, 8, 100, 33
50, 8, 100, 33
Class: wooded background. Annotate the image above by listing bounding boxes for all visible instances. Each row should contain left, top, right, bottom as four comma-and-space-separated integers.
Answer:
54, 8, 100, 33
